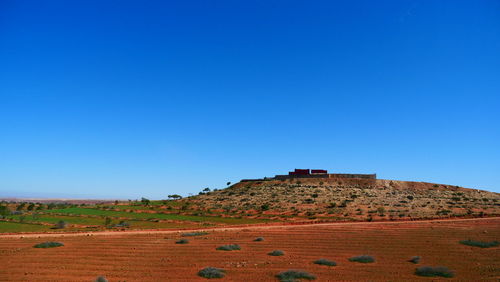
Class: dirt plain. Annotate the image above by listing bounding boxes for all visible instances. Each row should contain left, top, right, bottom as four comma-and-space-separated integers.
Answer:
0, 218, 499, 281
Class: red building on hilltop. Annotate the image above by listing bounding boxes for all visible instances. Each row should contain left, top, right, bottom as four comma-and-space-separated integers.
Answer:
289, 169, 328, 176
241, 169, 376, 182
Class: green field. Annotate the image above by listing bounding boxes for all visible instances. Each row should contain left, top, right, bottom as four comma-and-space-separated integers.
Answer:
0, 201, 273, 233
45, 207, 269, 224
0, 221, 50, 233
10, 214, 105, 225
107, 205, 159, 211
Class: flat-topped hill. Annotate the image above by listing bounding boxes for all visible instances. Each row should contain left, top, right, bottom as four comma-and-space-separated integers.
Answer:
188, 177, 500, 221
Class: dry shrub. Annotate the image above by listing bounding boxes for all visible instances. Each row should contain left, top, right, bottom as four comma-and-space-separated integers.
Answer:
415, 266, 454, 278
276, 270, 316, 281
33, 242, 64, 248
182, 231, 209, 237
216, 244, 241, 251
268, 250, 285, 256
409, 256, 420, 264
95, 276, 108, 282
348, 255, 374, 263
198, 267, 225, 279
314, 258, 336, 266
459, 239, 499, 248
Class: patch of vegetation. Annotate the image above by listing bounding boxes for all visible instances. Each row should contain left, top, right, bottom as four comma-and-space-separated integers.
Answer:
45, 207, 269, 225
0, 221, 49, 232
181, 231, 209, 237
377, 207, 385, 215
198, 267, 226, 279
216, 244, 241, 251
415, 266, 454, 278
313, 258, 336, 266
436, 209, 452, 215
176, 239, 189, 244
104, 217, 112, 227
254, 237, 264, 241
409, 256, 420, 264
113, 220, 130, 228
34, 241, 64, 248
268, 250, 285, 256
348, 255, 375, 263
95, 276, 108, 282
276, 270, 316, 282
54, 220, 67, 229
459, 239, 499, 248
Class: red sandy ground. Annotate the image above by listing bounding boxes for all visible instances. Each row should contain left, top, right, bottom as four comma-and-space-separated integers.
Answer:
0, 218, 499, 281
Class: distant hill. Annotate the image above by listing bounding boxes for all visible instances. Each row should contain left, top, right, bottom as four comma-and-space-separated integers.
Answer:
0, 198, 113, 205
187, 178, 500, 221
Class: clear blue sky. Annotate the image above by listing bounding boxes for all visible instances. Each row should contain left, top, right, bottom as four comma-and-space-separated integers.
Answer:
1, 0, 499, 199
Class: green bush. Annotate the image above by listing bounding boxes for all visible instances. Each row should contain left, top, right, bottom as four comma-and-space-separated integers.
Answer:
198, 267, 226, 279
276, 270, 316, 282
54, 220, 67, 229
459, 239, 499, 248
104, 217, 112, 227
34, 242, 64, 248
181, 231, 209, 237
0, 205, 10, 217
415, 266, 454, 278
114, 220, 130, 227
216, 244, 241, 251
348, 255, 375, 263
313, 258, 336, 266
268, 250, 284, 256
176, 239, 189, 244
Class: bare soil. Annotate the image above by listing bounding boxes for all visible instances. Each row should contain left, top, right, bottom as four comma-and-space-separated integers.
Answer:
1, 217, 499, 281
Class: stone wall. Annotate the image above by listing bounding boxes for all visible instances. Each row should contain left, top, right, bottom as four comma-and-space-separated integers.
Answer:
328, 173, 376, 179
273, 173, 376, 180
